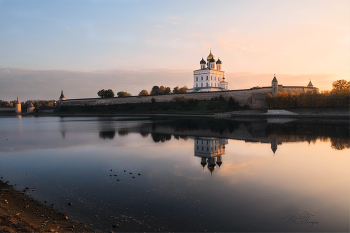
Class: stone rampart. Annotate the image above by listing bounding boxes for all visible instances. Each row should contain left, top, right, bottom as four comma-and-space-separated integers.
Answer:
60, 85, 314, 109
61, 87, 272, 109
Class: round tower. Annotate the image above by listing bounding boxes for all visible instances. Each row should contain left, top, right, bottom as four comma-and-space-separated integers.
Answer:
15, 97, 21, 114
272, 74, 278, 96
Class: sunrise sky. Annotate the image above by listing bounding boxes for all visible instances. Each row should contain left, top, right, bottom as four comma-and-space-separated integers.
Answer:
0, 0, 349, 101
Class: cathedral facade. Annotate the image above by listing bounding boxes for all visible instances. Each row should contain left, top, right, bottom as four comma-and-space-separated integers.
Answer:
187, 50, 229, 93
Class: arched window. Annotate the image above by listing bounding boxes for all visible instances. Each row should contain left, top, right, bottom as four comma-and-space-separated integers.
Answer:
201, 83, 203, 87
211, 76, 212, 80
196, 77, 198, 81
196, 84, 198, 87
206, 83, 209, 87
201, 77, 203, 80
206, 76, 208, 80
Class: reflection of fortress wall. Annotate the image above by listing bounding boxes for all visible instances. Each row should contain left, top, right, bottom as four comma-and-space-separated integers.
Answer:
128, 121, 305, 154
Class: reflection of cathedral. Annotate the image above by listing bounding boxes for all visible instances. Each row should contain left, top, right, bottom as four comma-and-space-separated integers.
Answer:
194, 137, 228, 174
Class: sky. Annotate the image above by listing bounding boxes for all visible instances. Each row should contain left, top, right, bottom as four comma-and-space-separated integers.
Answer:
0, 0, 349, 101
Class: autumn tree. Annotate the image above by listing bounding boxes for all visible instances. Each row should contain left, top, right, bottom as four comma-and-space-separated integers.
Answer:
138, 90, 149, 96
117, 91, 132, 97
173, 86, 188, 94
265, 93, 274, 108
332, 79, 350, 90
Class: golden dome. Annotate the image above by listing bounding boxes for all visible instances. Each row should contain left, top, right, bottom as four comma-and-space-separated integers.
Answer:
207, 50, 215, 60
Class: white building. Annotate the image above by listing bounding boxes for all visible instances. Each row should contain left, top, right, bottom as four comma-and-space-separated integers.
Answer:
187, 50, 229, 93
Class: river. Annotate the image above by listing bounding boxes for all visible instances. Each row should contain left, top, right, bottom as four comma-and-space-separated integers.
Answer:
0, 115, 349, 232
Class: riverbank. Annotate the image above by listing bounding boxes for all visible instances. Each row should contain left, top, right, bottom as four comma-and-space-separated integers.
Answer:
0, 181, 95, 232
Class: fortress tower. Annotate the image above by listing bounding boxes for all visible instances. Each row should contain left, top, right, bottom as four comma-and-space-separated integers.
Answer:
15, 97, 21, 114
59, 91, 66, 101
272, 74, 278, 96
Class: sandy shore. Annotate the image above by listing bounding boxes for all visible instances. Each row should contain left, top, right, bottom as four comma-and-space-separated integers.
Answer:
0, 180, 96, 232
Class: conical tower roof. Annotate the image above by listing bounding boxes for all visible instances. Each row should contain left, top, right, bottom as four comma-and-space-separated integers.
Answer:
307, 80, 313, 87
272, 74, 278, 82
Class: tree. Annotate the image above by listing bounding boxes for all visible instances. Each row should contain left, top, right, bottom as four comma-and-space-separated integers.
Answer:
164, 87, 171, 94
117, 91, 132, 97
332, 79, 350, 90
97, 89, 114, 98
173, 86, 188, 94
138, 90, 149, 96
275, 91, 282, 108
287, 90, 294, 107
265, 93, 274, 108
173, 86, 180, 94
150, 86, 160, 95
178, 86, 188, 93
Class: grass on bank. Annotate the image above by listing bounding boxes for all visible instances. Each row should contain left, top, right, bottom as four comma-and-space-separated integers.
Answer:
55, 98, 249, 114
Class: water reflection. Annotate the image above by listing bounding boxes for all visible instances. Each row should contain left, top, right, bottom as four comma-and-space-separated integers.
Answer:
194, 137, 228, 174
95, 117, 349, 153
99, 131, 116, 139
0, 116, 348, 232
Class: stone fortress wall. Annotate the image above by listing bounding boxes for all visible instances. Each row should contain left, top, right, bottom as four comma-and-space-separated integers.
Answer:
61, 84, 315, 109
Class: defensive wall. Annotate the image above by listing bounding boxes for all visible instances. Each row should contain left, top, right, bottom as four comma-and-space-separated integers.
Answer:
61, 85, 315, 109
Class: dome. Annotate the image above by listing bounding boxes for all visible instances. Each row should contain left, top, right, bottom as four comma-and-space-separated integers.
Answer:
216, 58, 222, 64
28, 102, 34, 108
200, 58, 206, 64
208, 164, 216, 173
207, 50, 215, 60
209, 58, 216, 62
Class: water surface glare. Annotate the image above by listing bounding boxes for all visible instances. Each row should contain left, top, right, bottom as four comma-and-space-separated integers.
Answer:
0, 116, 349, 232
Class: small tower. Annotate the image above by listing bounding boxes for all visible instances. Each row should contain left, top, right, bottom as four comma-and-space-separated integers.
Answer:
200, 57, 206, 69
15, 97, 21, 114
216, 58, 222, 71
59, 91, 66, 101
272, 74, 278, 96
307, 80, 313, 88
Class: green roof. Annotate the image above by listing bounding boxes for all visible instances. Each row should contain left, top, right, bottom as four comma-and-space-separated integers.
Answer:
272, 76, 278, 82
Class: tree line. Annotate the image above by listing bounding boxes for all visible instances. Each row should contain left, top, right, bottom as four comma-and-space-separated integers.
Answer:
265, 80, 349, 108
97, 86, 188, 98
0, 100, 56, 109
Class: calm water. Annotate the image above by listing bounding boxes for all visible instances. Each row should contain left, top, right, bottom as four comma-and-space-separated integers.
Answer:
0, 116, 349, 232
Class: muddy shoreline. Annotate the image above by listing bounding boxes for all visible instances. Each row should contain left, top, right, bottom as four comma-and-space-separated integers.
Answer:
0, 180, 96, 232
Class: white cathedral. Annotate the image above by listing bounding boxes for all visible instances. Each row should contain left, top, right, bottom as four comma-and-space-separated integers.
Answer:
187, 50, 229, 93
